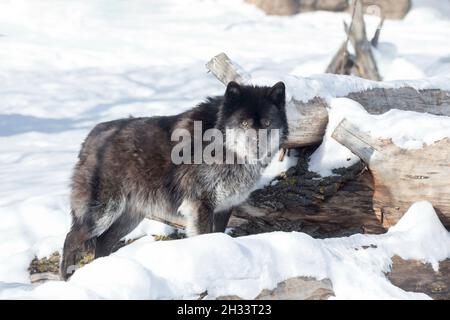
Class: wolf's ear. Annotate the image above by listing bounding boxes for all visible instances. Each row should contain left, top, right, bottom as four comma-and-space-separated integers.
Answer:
225, 81, 241, 103
268, 81, 285, 108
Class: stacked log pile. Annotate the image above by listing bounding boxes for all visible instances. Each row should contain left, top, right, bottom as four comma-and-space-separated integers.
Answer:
206, 52, 450, 230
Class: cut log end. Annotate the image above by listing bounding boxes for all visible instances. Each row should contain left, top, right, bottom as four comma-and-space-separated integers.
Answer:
333, 119, 450, 227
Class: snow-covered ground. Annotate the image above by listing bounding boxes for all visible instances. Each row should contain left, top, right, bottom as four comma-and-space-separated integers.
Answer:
0, 0, 450, 299
1, 201, 449, 299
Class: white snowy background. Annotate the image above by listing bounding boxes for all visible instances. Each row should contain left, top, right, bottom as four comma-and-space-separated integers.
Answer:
0, 0, 450, 299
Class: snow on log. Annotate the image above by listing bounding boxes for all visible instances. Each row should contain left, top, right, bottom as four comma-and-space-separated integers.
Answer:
206, 53, 249, 86
332, 119, 450, 227
206, 52, 450, 148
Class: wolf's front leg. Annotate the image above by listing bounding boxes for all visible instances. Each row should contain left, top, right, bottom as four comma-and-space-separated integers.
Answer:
178, 199, 213, 236
213, 209, 232, 233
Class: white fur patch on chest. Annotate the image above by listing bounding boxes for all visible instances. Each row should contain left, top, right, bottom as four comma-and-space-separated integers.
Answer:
214, 188, 252, 213
213, 164, 261, 212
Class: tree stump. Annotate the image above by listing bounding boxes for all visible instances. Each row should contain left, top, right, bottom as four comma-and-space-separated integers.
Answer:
332, 119, 450, 227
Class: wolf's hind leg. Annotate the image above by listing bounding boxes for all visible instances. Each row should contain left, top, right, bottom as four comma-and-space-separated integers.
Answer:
95, 211, 144, 258
60, 222, 93, 280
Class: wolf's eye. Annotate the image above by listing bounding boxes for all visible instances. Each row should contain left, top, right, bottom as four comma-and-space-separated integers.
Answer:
241, 120, 248, 127
263, 119, 271, 127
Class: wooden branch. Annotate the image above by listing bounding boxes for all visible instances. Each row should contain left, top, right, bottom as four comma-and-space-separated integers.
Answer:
245, 0, 411, 19
205, 53, 246, 85
244, 0, 348, 16
347, 0, 381, 80
150, 215, 185, 230
332, 119, 450, 227
340, 2, 358, 74
30, 272, 61, 283
278, 147, 287, 161
370, 16, 385, 48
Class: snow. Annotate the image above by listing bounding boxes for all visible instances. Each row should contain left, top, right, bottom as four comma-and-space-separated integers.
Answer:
0, 0, 449, 299
1, 201, 449, 299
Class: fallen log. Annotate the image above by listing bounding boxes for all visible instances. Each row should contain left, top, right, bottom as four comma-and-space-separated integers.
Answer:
206, 52, 450, 148
325, 41, 355, 76
331, 119, 450, 227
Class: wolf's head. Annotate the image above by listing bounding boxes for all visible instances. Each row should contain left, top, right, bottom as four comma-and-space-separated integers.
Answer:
217, 81, 288, 164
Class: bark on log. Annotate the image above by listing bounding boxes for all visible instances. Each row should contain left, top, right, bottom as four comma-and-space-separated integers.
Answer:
370, 16, 385, 48
362, 0, 411, 20
387, 256, 450, 300
332, 119, 450, 227
284, 97, 329, 148
206, 52, 450, 148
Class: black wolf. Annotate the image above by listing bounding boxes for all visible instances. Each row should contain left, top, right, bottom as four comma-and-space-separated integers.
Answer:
61, 81, 288, 279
